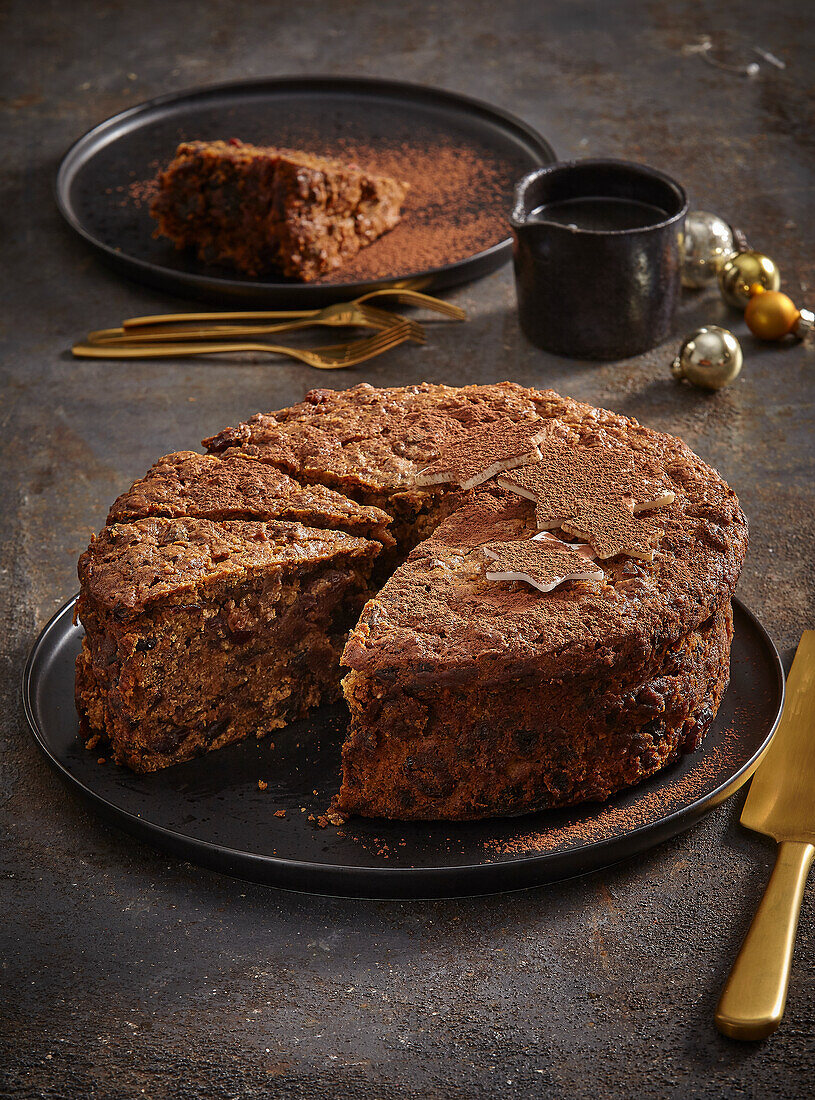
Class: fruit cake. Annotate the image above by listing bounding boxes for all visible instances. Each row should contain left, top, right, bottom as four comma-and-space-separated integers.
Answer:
76, 383, 748, 817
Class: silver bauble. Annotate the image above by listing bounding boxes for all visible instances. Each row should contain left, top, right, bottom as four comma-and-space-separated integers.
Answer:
797, 307, 815, 340
681, 210, 735, 289
671, 326, 743, 390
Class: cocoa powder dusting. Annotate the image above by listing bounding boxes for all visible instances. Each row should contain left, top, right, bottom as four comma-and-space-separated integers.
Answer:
483, 724, 743, 858
111, 164, 161, 209
324, 139, 514, 283
127, 175, 160, 209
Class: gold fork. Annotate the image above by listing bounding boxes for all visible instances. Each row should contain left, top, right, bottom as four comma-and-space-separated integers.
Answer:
355, 288, 466, 320
72, 320, 413, 370
88, 301, 424, 345
119, 288, 466, 329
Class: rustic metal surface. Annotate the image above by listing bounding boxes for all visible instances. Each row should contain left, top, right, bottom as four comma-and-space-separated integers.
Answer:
2, 2, 813, 1096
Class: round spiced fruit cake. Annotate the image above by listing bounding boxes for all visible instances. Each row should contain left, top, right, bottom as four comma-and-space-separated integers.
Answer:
75, 382, 747, 820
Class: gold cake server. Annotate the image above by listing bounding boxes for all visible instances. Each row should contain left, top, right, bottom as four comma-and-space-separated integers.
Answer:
716, 630, 815, 1040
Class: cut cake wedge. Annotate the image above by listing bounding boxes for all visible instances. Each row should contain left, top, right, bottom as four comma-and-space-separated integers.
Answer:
75, 517, 379, 772
150, 140, 408, 280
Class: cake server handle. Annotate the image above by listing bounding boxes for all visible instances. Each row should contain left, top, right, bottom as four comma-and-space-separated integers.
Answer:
715, 840, 815, 1040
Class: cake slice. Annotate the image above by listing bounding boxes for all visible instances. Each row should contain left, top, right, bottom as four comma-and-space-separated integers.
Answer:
75, 517, 379, 772
150, 139, 408, 280
107, 451, 394, 550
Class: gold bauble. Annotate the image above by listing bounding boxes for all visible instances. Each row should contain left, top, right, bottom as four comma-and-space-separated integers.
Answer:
744, 287, 800, 340
671, 326, 743, 390
718, 250, 780, 307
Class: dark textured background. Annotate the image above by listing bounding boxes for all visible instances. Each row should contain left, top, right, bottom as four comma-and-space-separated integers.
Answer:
2, 2, 813, 1096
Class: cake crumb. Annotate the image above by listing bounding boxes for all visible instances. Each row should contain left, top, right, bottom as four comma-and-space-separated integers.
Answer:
274, 809, 286, 818
85, 734, 102, 750
96, 757, 106, 765
258, 779, 268, 791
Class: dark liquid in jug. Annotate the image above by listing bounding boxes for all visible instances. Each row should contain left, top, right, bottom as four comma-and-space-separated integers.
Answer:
528, 196, 667, 232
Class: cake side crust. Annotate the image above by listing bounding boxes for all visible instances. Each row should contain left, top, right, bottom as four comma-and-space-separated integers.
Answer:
337, 600, 733, 820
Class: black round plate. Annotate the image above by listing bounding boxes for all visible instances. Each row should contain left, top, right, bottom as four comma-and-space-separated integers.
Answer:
22, 598, 783, 898
56, 77, 556, 305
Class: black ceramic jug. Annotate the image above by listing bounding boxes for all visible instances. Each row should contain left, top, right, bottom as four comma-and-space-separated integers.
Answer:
511, 159, 688, 360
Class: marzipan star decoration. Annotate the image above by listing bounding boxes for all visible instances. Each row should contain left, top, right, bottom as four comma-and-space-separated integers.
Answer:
415, 416, 550, 490
483, 532, 604, 594
497, 433, 675, 561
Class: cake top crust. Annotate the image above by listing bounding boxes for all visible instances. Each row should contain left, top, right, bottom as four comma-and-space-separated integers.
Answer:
107, 451, 393, 545
222, 383, 750, 683
342, 473, 746, 684
203, 381, 708, 500
78, 517, 376, 613
163, 140, 409, 192
204, 382, 564, 492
